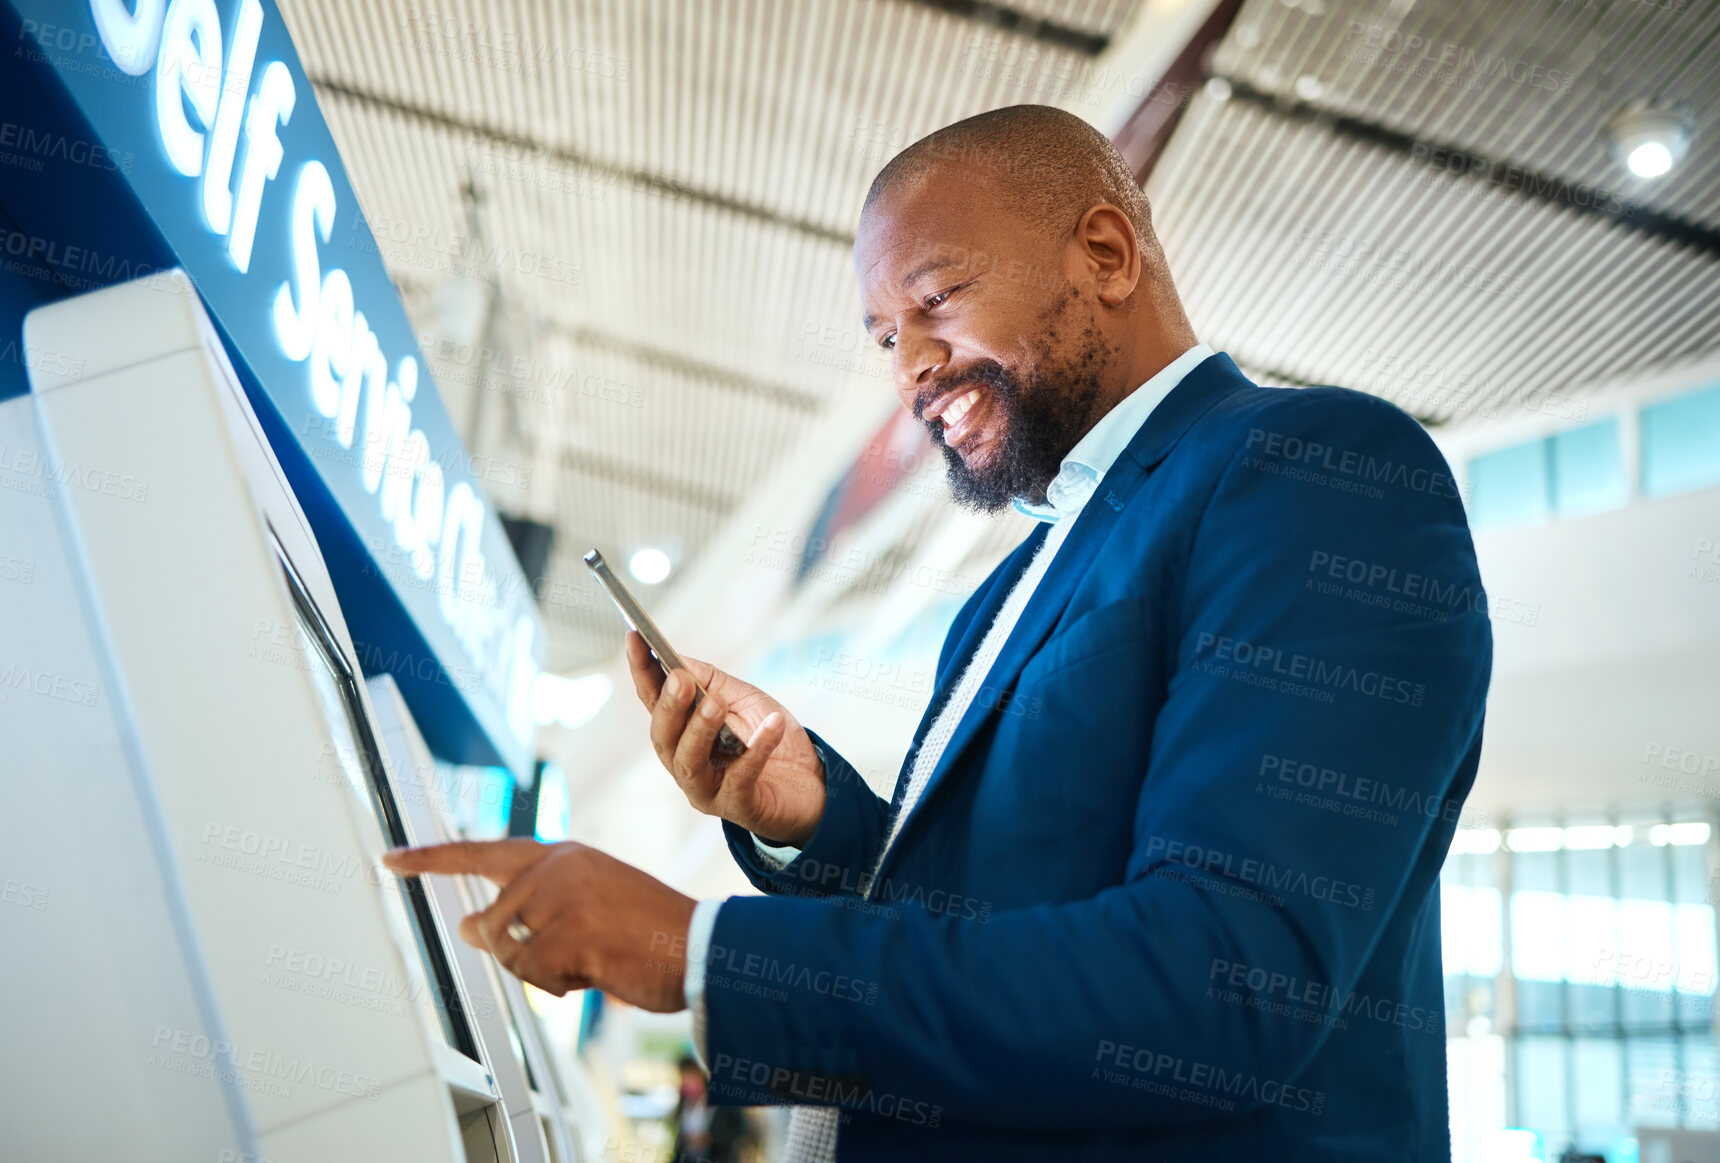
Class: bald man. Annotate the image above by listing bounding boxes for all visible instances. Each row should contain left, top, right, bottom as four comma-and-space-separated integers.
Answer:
388, 106, 1491, 1162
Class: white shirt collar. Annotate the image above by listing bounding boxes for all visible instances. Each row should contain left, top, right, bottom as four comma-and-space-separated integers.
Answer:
1013, 342, 1214, 523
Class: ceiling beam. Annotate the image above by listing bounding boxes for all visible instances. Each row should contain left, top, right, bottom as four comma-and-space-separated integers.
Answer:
902, 0, 1109, 55
557, 445, 739, 513
1113, 0, 1246, 182
1217, 77, 1720, 261
392, 271, 828, 414
548, 321, 825, 414
309, 76, 857, 248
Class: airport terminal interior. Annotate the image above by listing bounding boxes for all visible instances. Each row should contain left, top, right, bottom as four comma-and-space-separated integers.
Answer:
1, 0, 1718, 1160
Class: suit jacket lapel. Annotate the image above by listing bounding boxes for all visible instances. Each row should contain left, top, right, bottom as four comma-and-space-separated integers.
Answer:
875, 353, 1249, 867
887, 523, 1048, 812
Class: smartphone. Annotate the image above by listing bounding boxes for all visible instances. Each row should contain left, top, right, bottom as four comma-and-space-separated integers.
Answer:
584, 549, 747, 759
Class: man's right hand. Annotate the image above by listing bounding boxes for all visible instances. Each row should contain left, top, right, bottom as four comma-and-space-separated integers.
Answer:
625, 631, 827, 849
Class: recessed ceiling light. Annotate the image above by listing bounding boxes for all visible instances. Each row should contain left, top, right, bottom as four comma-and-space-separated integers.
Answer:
629, 547, 672, 584
1627, 142, 1673, 178
1605, 101, 1692, 180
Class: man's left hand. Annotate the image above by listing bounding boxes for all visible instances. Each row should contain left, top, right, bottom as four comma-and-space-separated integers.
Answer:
382, 839, 696, 1013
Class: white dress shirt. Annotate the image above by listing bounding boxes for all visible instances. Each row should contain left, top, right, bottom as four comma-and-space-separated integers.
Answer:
683, 343, 1215, 1111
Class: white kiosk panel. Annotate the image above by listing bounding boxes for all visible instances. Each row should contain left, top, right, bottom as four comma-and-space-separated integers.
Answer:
8, 272, 519, 1162
0, 391, 257, 1163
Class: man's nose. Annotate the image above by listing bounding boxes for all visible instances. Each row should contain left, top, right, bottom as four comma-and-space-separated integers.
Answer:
892, 328, 948, 405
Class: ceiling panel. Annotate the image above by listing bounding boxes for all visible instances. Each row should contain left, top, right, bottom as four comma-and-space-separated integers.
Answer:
1148, 88, 1720, 422
282, 0, 1127, 240
276, 0, 1136, 669
276, 0, 1720, 674
1211, 0, 1720, 229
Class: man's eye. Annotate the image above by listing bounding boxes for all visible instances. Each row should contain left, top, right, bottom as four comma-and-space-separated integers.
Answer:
880, 333, 897, 350
926, 290, 951, 308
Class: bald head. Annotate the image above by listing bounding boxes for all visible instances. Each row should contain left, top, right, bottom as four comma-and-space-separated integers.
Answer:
863, 105, 1156, 252
854, 104, 1196, 515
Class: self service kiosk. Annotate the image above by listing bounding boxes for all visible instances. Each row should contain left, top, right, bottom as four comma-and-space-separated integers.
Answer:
0, 273, 590, 1163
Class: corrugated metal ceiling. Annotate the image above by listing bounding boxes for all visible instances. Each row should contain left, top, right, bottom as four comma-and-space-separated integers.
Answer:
1160, 0, 1720, 420
277, 0, 1137, 671
276, 0, 1720, 672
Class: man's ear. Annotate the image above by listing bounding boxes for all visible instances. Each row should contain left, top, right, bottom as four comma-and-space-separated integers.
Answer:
1075, 203, 1142, 307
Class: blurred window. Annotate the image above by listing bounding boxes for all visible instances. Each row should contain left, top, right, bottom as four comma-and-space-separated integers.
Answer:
1442, 819, 1718, 1161
1467, 419, 1626, 531
1550, 418, 1627, 516
1468, 440, 1551, 530
1641, 382, 1720, 498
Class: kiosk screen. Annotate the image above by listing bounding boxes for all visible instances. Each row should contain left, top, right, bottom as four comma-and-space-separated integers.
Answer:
274, 537, 481, 1062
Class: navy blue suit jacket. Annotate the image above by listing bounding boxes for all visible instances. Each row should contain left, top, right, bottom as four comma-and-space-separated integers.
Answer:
704, 353, 1492, 1161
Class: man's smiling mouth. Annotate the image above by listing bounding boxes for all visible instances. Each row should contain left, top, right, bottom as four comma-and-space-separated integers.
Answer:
927, 385, 988, 448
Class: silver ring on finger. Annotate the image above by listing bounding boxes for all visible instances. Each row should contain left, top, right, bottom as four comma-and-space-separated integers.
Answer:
506, 917, 534, 944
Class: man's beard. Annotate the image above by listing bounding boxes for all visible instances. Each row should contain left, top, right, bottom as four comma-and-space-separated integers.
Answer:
918, 343, 1107, 515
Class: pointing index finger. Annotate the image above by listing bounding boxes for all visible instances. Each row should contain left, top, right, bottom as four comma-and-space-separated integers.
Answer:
382, 839, 550, 886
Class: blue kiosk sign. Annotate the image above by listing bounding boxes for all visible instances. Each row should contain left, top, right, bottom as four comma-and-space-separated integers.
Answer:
3, 0, 545, 777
